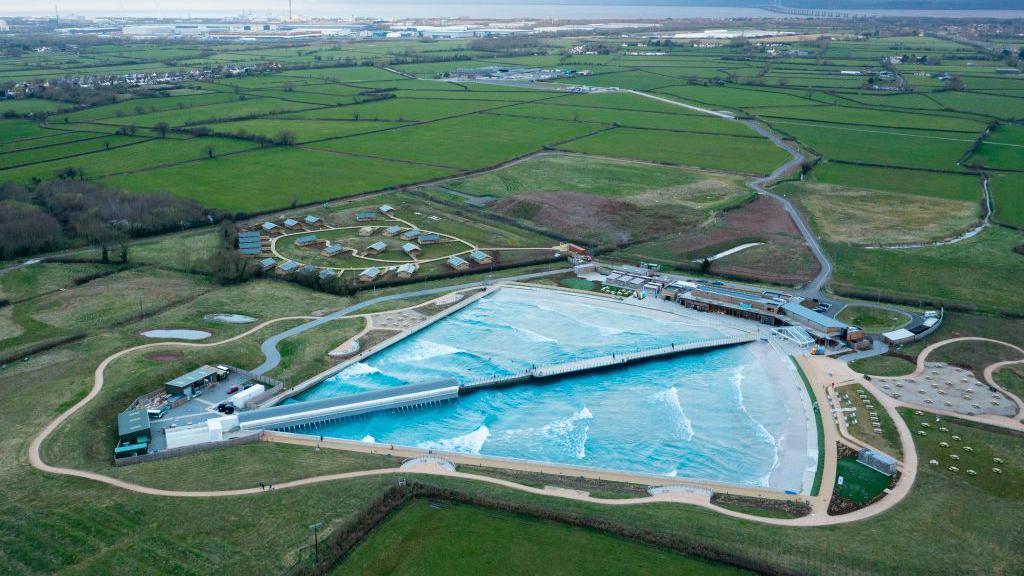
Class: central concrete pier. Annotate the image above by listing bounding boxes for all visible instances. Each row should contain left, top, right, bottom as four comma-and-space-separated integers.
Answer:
239, 334, 755, 431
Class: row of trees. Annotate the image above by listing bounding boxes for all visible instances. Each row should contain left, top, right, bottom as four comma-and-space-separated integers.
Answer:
0, 180, 216, 262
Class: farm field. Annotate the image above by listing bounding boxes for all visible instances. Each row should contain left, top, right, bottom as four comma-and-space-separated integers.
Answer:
330, 499, 753, 576
778, 181, 979, 246
987, 172, 1024, 228
104, 147, 455, 212
829, 226, 1024, 314
966, 124, 1024, 171
447, 153, 749, 206
559, 127, 789, 175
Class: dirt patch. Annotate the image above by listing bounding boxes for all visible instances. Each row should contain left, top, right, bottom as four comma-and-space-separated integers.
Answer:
491, 191, 701, 247
0, 307, 23, 340
619, 196, 819, 284
145, 350, 183, 362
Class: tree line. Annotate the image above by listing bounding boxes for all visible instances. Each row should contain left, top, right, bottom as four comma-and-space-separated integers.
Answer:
0, 179, 217, 261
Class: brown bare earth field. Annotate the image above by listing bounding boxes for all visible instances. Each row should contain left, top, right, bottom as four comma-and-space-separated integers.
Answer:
617, 196, 820, 284
491, 191, 702, 247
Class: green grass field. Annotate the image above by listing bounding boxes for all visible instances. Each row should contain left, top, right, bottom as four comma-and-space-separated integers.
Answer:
559, 127, 789, 175
330, 499, 754, 576
448, 153, 746, 205
828, 226, 1024, 314
834, 457, 891, 504
835, 305, 909, 332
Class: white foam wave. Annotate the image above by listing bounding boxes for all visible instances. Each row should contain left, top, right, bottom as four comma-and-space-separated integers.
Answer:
341, 362, 381, 378
360, 434, 376, 444
660, 387, 695, 441
511, 325, 557, 343
394, 340, 464, 363
732, 365, 780, 484
501, 407, 593, 459
418, 425, 490, 455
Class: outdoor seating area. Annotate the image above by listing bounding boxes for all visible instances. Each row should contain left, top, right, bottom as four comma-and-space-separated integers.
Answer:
876, 362, 1017, 417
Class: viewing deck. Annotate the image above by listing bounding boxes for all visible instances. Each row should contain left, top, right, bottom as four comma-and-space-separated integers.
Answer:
238, 334, 755, 432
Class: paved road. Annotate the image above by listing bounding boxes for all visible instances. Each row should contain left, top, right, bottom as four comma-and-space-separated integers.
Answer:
627, 90, 833, 298
252, 267, 571, 375
741, 120, 832, 297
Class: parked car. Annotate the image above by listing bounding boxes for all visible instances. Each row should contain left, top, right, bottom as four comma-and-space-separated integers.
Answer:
227, 385, 240, 394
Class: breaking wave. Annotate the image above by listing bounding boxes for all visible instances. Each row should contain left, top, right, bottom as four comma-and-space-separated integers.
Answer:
360, 434, 376, 444
418, 425, 490, 455
732, 365, 780, 485
659, 387, 695, 441
341, 362, 381, 378
393, 340, 465, 363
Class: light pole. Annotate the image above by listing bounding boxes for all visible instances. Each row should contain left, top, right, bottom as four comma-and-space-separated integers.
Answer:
310, 522, 322, 565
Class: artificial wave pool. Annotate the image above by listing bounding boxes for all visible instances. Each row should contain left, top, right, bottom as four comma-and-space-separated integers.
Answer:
293, 287, 818, 491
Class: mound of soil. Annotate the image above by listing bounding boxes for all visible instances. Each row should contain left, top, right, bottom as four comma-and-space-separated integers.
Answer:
145, 351, 183, 362
492, 191, 698, 247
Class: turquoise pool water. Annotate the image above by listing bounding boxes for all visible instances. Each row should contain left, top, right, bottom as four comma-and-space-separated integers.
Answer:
294, 287, 815, 490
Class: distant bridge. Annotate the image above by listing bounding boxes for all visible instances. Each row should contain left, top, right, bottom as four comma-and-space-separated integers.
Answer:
236, 334, 756, 432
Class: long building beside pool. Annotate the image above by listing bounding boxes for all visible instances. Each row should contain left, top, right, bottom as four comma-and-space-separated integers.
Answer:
606, 268, 860, 346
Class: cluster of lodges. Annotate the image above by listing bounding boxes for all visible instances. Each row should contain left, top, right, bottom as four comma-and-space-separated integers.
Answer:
259, 258, 338, 282
355, 251, 492, 283
257, 214, 325, 236
238, 214, 326, 256
604, 266, 864, 347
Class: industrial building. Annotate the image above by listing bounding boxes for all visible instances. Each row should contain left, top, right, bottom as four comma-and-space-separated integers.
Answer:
114, 409, 151, 458
164, 365, 228, 398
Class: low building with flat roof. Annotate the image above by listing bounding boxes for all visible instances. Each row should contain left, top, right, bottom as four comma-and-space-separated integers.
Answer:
419, 233, 442, 244
355, 211, 376, 222
400, 228, 421, 241
781, 302, 848, 339
858, 448, 898, 476
164, 365, 227, 397
383, 225, 403, 237
114, 409, 151, 458
277, 260, 300, 274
